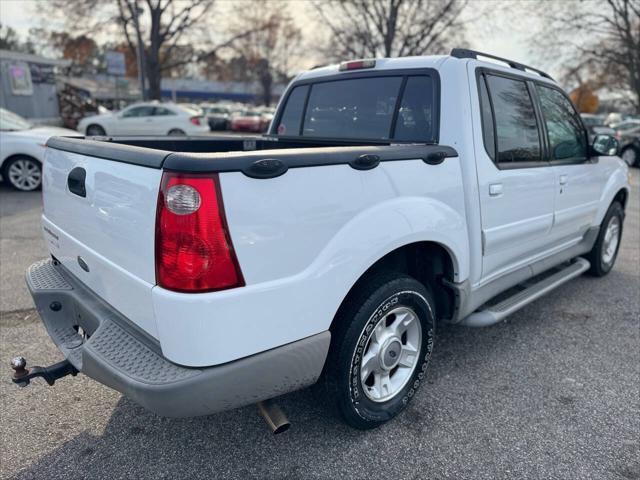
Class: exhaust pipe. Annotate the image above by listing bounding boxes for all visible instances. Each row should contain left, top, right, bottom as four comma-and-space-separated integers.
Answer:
256, 399, 290, 434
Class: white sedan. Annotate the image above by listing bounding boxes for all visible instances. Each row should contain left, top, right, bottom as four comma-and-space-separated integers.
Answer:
77, 102, 209, 136
0, 108, 78, 191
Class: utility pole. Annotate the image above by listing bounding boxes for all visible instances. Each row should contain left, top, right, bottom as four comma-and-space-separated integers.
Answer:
132, 4, 147, 101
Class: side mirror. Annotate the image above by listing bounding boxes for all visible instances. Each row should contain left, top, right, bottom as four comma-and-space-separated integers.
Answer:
591, 134, 619, 156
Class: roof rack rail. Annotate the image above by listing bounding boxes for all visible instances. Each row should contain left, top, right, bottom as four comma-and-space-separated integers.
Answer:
450, 48, 554, 80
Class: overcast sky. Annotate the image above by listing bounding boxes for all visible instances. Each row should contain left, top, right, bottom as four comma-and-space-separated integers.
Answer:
0, 0, 545, 75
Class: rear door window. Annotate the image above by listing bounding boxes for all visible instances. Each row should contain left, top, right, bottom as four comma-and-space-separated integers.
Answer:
478, 74, 496, 160
122, 106, 155, 118
485, 74, 542, 164
153, 107, 176, 116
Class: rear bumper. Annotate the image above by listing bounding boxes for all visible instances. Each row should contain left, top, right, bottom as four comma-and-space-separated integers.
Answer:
26, 259, 330, 417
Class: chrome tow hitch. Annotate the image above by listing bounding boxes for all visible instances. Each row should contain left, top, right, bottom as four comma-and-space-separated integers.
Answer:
10, 356, 78, 387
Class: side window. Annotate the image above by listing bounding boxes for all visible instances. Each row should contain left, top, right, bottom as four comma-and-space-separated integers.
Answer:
393, 76, 436, 142
122, 106, 154, 118
478, 74, 495, 160
276, 85, 308, 135
153, 107, 176, 116
535, 85, 587, 160
486, 74, 541, 164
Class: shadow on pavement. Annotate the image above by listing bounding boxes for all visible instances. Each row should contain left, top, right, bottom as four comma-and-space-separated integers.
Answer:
7, 270, 640, 480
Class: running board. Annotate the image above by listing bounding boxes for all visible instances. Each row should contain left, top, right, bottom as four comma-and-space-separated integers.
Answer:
459, 258, 590, 327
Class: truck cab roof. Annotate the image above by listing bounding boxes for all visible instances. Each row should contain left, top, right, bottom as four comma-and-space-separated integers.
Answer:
297, 51, 557, 87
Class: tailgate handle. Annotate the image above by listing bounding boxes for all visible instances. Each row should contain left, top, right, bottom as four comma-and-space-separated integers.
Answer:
67, 167, 87, 197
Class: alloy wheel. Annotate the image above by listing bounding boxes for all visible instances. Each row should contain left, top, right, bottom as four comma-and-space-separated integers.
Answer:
7, 158, 42, 191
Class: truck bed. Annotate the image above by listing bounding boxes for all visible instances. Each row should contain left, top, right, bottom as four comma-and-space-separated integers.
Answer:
43, 134, 463, 366
47, 135, 457, 177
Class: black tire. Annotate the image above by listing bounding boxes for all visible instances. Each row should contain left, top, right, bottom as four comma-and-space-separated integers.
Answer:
585, 201, 624, 276
168, 128, 186, 136
621, 146, 639, 167
3, 156, 42, 191
85, 124, 106, 136
324, 273, 435, 429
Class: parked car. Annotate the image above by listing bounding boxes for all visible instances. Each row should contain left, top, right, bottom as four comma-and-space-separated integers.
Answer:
581, 113, 616, 141
14, 49, 629, 433
202, 104, 231, 130
77, 102, 209, 136
611, 119, 640, 135
230, 110, 263, 132
259, 108, 275, 132
0, 108, 77, 191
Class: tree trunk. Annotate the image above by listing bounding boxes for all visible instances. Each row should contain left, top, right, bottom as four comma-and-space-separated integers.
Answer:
146, 4, 162, 100
257, 59, 273, 106
146, 60, 162, 100
261, 71, 273, 106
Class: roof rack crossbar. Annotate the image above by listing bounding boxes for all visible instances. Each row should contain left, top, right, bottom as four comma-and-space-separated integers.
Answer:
450, 48, 553, 80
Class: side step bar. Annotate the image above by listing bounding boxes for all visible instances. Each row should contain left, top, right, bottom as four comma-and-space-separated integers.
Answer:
459, 258, 590, 327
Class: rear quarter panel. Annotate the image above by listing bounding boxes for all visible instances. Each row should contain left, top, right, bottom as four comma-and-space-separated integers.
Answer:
593, 156, 631, 223
153, 159, 469, 365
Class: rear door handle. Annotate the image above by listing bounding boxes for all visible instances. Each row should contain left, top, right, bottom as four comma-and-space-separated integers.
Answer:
559, 174, 568, 185
489, 183, 503, 196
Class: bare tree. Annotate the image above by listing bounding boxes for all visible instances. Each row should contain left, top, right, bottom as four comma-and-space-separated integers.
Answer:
43, 0, 270, 100
114, 0, 216, 99
313, 0, 468, 61
0, 23, 36, 53
226, 2, 302, 105
526, 0, 640, 111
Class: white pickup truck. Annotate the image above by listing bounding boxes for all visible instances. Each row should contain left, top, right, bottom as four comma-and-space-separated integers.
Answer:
13, 49, 629, 432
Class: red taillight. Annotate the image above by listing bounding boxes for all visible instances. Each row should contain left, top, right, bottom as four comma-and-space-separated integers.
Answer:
190, 116, 201, 126
155, 172, 244, 293
338, 59, 376, 71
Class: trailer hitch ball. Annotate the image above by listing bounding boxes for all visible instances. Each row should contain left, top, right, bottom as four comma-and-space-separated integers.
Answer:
11, 356, 28, 378
9, 357, 78, 387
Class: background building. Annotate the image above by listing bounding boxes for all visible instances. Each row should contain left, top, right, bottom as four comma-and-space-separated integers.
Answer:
0, 49, 70, 124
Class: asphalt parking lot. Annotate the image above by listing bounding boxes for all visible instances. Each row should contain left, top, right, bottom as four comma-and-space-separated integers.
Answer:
0, 170, 638, 480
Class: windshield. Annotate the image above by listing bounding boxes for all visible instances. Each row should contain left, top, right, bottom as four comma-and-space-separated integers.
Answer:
0, 108, 32, 131
274, 73, 437, 142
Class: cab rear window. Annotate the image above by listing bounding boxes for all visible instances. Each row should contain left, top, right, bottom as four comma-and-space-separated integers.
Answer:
275, 73, 438, 143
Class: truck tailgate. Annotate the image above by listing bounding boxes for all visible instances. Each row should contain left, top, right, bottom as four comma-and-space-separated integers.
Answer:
41, 146, 163, 337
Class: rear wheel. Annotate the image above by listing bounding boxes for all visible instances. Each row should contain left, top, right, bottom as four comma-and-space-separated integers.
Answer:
86, 124, 106, 136
586, 201, 624, 276
168, 128, 186, 136
325, 273, 435, 429
3, 156, 42, 191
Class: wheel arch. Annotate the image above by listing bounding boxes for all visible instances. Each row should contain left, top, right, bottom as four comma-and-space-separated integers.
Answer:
85, 123, 106, 135
612, 187, 628, 210
329, 241, 458, 332
595, 163, 631, 224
